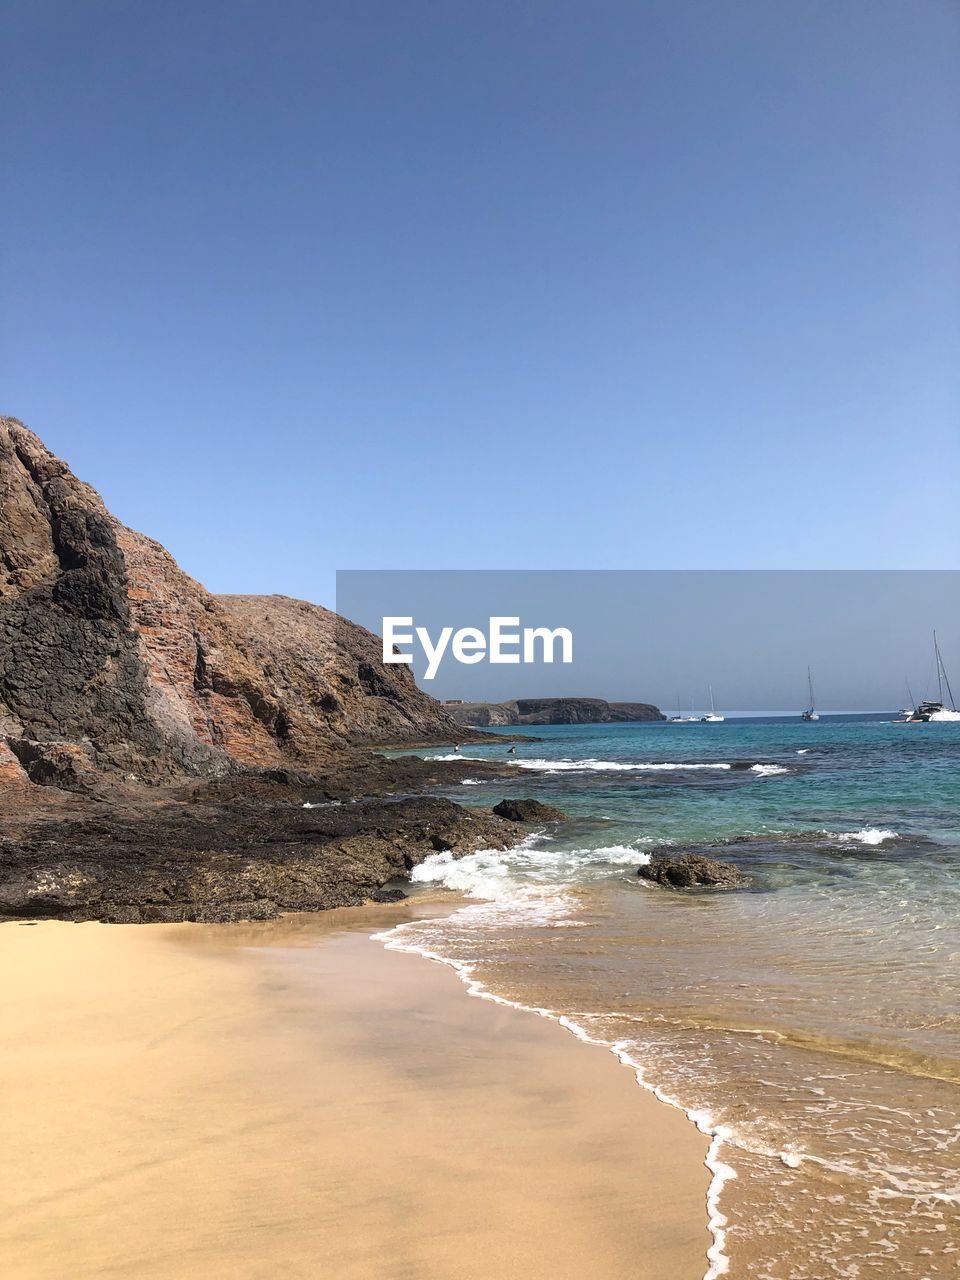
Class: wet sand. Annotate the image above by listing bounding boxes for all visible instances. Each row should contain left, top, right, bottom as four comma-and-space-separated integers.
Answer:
0, 905, 710, 1279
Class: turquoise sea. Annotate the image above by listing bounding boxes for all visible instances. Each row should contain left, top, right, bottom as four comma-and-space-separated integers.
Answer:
387, 716, 960, 1278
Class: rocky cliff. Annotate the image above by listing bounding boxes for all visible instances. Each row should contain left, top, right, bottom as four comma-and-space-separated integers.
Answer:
445, 697, 664, 726
0, 417, 460, 786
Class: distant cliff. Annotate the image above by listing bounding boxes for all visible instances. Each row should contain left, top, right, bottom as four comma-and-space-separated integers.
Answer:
445, 697, 664, 726
0, 417, 461, 787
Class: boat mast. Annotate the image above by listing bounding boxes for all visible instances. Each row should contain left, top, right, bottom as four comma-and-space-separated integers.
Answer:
709, 684, 716, 715
807, 665, 815, 711
935, 632, 957, 710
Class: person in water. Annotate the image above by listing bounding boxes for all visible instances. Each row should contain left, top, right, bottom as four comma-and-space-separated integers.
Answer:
454, 744, 461, 752
507, 745, 517, 754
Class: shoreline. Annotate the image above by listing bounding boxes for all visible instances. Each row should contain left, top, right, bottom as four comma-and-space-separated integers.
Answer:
376, 906, 733, 1279
1, 904, 712, 1279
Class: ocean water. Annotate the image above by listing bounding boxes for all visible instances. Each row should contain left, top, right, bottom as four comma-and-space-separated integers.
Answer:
383, 717, 960, 1279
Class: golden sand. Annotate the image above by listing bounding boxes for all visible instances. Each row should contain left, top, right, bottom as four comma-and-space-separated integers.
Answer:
0, 906, 710, 1279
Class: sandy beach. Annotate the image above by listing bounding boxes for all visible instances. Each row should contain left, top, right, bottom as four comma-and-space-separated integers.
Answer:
1, 904, 710, 1280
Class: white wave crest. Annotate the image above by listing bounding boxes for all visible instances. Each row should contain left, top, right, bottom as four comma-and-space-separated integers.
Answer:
834, 827, 900, 846
510, 757, 733, 774
411, 837, 650, 902
595, 845, 653, 865
750, 764, 789, 776
372, 919, 734, 1278
460, 778, 483, 785
411, 847, 518, 900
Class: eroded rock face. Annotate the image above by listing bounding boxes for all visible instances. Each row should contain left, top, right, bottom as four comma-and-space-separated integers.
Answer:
638, 852, 747, 888
0, 417, 461, 783
0, 424, 167, 771
5, 739, 98, 790
217, 594, 457, 752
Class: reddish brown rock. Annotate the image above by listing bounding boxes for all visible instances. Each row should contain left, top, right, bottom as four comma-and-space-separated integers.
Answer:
0, 741, 28, 786
0, 417, 461, 784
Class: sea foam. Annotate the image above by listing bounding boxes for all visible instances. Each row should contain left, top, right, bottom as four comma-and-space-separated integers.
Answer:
410, 837, 650, 901
374, 868, 734, 1279
510, 757, 734, 773
834, 827, 900, 846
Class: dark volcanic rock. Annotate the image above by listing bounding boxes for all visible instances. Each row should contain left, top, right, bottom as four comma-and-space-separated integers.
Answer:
0, 786, 518, 924
638, 852, 747, 888
5, 738, 99, 790
0, 417, 465, 782
369, 887, 407, 904
607, 701, 665, 722
447, 697, 664, 726
514, 697, 612, 724
492, 798, 567, 823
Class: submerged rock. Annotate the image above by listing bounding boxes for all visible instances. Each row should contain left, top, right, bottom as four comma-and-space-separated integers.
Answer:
368, 887, 407, 904
638, 852, 747, 888
492, 798, 567, 823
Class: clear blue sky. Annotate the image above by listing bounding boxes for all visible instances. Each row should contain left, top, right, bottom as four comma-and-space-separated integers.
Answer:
2, 1, 958, 606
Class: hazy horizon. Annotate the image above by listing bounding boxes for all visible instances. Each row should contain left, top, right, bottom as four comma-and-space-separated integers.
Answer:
338, 570, 960, 714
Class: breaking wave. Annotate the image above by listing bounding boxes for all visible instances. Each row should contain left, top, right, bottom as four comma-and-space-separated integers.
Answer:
510, 757, 734, 773
410, 837, 651, 901
376, 844, 733, 1277
833, 827, 900, 846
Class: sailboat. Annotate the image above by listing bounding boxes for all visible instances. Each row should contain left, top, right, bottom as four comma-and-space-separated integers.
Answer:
895, 680, 916, 722
700, 686, 725, 722
801, 667, 819, 721
669, 693, 698, 723
668, 694, 687, 723
913, 633, 960, 722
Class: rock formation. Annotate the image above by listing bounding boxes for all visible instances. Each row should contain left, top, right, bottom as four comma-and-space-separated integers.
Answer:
0, 417, 461, 786
0, 791, 516, 924
492, 798, 566, 823
638, 852, 748, 888
0, 418, 550, 923
445, 697, 664, 726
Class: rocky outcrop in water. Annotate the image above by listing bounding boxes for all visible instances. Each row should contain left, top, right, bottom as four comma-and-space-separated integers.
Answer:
492, 798, 567, 823
446, 697, 664, 726
638, 852, 747, 888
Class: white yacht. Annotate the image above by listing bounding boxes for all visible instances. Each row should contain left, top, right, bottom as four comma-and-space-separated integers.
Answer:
912, 633, 960, 722
700, 686, 724, 722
